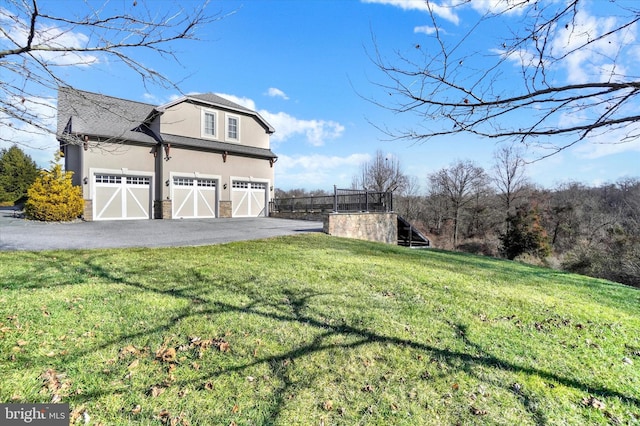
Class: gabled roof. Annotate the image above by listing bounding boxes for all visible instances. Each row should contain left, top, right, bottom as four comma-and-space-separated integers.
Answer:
56, 87, 277, 158
157, 93, 275, 134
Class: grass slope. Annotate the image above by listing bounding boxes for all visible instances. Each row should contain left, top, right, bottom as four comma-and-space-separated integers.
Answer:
0, 234, 639, 425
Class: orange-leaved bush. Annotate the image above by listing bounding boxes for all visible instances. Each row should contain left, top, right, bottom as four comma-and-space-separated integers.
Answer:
24, 154, 84, 221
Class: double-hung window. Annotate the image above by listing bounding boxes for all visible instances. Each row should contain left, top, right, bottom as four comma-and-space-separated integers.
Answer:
226, 114, 240, 141
202, 110, 217, 138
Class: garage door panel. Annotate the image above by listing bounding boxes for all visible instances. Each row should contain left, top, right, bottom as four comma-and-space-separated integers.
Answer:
232, 190, 248, 217
232, 181, 267, 217
95, 186, 123, 219
172, 177, 217, 218
94, 173, 151, 220
173, 187, 195, 218
250, 190, 265, 216
125, 187, 151, 218
196, 190, 216, 217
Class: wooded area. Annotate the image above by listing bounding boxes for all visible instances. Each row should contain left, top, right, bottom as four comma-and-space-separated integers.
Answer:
401, 176, 640, 288
278, 151, 640, 288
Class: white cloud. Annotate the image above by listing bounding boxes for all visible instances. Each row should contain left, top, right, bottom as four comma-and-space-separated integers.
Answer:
579, 140, 640, 159
265, 88, 289, 100
215, 93, 257, 111
0, 95, 58, 167
575, 135, 640, 160
0, 9, 98, 66
261, 111, 345, 147
468, 0, 527, 15
276, 153, 371, 189
414, 26, 438, 35
361, 0, 460, 25
215, 93, 345, 146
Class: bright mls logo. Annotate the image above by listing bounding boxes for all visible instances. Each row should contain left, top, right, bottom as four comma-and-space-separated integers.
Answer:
1, 404, 68, 425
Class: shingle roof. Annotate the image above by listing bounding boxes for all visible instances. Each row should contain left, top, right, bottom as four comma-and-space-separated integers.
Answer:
188, 93, 254, 113
56, 87, 276, 157
57, 86, 157, 145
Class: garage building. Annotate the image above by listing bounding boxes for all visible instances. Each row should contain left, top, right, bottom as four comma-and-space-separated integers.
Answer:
57, 87, 277, 221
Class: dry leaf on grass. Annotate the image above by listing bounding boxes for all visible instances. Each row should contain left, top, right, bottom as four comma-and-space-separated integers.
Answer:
149, 385, 166, 398
470, 406, 487, 416
119, 345, 139, 359
157, 409, 171, 423
40, 368, 70, 403
156, 347, 177, 363
582, 396, 605, 410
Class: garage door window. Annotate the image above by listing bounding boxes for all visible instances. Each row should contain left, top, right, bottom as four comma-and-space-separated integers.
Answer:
127, 176, 150, 185
174, 177, 194, 186
96, 175, 121, 184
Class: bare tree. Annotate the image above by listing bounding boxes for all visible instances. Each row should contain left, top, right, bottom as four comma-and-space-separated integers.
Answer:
0, 0, 223, 147
491, 145, 529, 220
370, 1, 640, 157
395, 175, 422, 222
352, 150, 408, 192
428, 160, 487, 247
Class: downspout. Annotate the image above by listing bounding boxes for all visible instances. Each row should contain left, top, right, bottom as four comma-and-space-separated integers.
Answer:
157, 142, 163, 219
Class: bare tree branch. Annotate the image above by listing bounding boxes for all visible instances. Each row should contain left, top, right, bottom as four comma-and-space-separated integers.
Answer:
368, 0, 640, 157
0, 0, 227, 148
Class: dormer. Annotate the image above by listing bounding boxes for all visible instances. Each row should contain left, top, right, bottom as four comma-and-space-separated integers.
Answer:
154, 94, 274, 150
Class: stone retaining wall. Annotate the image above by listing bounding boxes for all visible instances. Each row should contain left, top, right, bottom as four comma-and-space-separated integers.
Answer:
323, 212, 397, 244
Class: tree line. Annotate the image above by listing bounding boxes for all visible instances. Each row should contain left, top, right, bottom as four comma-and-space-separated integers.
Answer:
278, 149, 639, 288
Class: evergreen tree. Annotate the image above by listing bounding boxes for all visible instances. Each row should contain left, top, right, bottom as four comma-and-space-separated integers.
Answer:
499, 206, 551, 260
0, 145, 38, 204
24, 154, 84, 221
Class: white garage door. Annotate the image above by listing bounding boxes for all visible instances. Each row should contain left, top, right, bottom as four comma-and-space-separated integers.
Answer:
94, 174, 152, 220
232, 181, 267, 217
172, 177, 217, 218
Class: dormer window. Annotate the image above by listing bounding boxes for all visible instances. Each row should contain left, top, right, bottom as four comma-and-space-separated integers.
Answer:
201, 109, 217, 139
226, 113, 240, 141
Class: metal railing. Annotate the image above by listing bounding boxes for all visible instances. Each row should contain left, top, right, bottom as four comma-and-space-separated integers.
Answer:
269, 187, 393, 214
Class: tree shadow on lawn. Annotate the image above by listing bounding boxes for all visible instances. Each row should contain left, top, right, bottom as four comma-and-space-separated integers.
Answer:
6, 251, 640, 424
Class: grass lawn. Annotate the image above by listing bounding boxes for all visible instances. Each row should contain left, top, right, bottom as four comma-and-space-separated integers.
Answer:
1, 233, 639, 425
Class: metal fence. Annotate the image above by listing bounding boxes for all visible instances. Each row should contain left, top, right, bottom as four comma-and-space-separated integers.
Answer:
269, 187, 393, 214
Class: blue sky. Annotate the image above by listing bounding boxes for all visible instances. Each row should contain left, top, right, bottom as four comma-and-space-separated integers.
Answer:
2, 0, 639, 191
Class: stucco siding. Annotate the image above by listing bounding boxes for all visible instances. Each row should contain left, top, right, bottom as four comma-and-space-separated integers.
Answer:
160, 102, 270, 149
162, 146, 274, 202
81, 144, 155, 199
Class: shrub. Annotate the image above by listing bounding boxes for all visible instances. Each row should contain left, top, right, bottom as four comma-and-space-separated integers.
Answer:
24, 154, 84, 221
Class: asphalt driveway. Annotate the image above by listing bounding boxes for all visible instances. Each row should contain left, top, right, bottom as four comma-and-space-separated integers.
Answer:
0, 207, 323, 251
